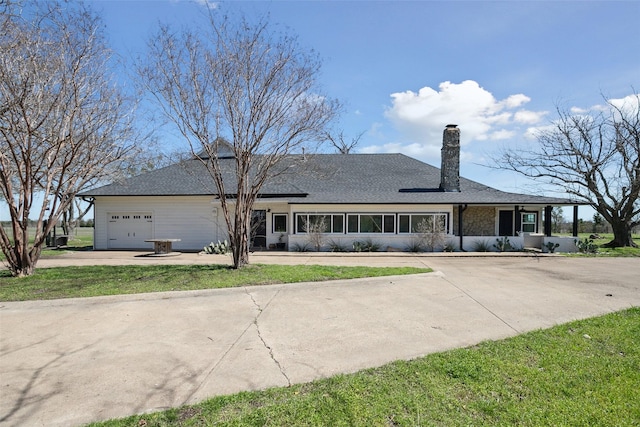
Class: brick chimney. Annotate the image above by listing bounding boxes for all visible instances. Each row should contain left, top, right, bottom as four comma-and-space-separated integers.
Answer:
440, 124, 460, 192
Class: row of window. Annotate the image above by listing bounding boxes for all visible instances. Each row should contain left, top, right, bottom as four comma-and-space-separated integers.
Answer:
272, 213, 450, 234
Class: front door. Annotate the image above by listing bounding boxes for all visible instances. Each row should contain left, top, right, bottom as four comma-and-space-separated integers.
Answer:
250, 210, 267, 249
498, 210, 513, 236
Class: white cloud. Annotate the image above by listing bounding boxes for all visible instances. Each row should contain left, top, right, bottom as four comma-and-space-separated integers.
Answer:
514, 110, 547, 124
604, 93, 640, 114
384, 80, 546, 149
500, 94, 530, 109
489, 129, 516, 140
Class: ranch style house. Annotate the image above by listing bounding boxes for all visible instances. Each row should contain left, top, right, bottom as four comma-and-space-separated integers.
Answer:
79, 125, 581, 253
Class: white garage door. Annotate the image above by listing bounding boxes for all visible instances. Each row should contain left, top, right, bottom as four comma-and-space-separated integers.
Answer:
107, 213, 153, 249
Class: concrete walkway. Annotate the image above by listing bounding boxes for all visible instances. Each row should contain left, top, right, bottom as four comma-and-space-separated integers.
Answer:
1, 253, 639, 426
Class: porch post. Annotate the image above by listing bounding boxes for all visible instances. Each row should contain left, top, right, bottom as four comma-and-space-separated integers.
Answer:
544, 205, 552, 236
572, 205, 579, 237
514, 205, 521, 235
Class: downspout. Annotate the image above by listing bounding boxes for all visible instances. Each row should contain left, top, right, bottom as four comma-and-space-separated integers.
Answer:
458, 204, 467, 251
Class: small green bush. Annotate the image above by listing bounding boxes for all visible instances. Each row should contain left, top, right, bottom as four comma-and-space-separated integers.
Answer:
353, 238, 380, 252
544, 241, 560, 253
472, 239, 492, 252
291, 242, 312, 252
575, 237, 598, 254
405, 240, 425, 253
203, 240, 231, 254
328, 240, 349, 252
443, 241, 457, 252
493, 236, 512, 252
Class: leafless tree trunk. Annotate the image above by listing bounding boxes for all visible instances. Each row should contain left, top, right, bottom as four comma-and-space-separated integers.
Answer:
0, 2, 140, 276
139, 14, 339, 268
496, 93, 640, 248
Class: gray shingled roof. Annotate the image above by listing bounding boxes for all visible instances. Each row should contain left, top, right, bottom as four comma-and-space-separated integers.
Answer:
80, 153, 575, 205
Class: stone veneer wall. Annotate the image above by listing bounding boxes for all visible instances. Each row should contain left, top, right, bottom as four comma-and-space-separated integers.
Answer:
453, 206, 496, 236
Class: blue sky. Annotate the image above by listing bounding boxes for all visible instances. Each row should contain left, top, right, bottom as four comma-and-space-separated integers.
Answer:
3, 1, 639, 222
89, 0, 638, 196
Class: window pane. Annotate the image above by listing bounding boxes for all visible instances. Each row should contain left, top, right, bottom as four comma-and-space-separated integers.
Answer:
435, 214, 447, 232
383, 215, 395, 233
360, 215, 382, 233
308, 215, 330, 233
399, 215, 409, 233
273, 214, 287, 233
347, 215, 358, 233
522, 213, 536, 223
522, 223, 536, 232
411, 215, 433, 233
333, 215, 344, 233
296, 215, 307, 233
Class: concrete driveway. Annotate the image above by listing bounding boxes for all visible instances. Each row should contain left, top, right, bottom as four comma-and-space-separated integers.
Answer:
1, 254, 639, 426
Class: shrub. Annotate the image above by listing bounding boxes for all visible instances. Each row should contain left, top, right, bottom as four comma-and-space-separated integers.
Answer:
472, 239, 492, 252
544, 241, 560, 253
203, 240, 231, 254
443, 241, 457, 252
405, 240, 425, 253
493, 236, 512, 252
291, 242, 312, 252
353, 238, 380, 252
328, 240, 349, 252
575, 238, 598, 254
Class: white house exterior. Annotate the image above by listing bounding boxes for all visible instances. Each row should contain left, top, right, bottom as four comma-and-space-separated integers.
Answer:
81, 126, 581, 253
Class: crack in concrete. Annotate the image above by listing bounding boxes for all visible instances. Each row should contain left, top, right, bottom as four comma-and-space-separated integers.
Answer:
440, 275, 521, 334
244, 288, 291, 387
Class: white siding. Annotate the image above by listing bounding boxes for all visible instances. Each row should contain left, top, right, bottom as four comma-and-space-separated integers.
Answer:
94, 196, 223, 251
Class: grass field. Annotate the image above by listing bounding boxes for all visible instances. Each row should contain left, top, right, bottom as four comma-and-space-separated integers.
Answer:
0, 226, 94, 260
87, 307, 640, 427
0, 264, 431, 302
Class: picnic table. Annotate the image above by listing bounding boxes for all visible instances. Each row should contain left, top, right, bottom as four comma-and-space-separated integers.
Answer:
145, 238, 181, 255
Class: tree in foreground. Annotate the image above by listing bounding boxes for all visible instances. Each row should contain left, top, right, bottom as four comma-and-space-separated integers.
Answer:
0, 2, 139, 276
139, 13, 339, 268
498, 93, 640, 247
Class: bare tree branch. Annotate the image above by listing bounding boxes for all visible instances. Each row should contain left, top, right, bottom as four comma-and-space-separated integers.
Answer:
493, 93, 640, 247
0, 1, 142, 276
138, 13, 340, 268
322, 129, 364, 154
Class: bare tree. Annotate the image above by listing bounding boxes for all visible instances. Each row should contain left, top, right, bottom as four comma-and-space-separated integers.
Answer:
413, 216, 447, 252
139, 14, 339, 268
497, 94, 640, 248
323, 130, 364, 154
301, 215, 328, 251
0, 2, 140, 276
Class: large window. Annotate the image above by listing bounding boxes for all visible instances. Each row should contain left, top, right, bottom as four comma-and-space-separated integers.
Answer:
398, 213, 448, 234
346, 214, 395, 233
521, 213, 537, 233
272, 214, 287, 233
296, 214, 344, 234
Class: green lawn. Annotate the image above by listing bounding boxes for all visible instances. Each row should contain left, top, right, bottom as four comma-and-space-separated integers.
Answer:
0, 264, 431, 302
87, 307, 640, 427
0, 226, 94, 260
566, 233, 640, 257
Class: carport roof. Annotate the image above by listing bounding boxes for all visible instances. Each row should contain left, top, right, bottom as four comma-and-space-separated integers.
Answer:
79, 153, 577, 206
